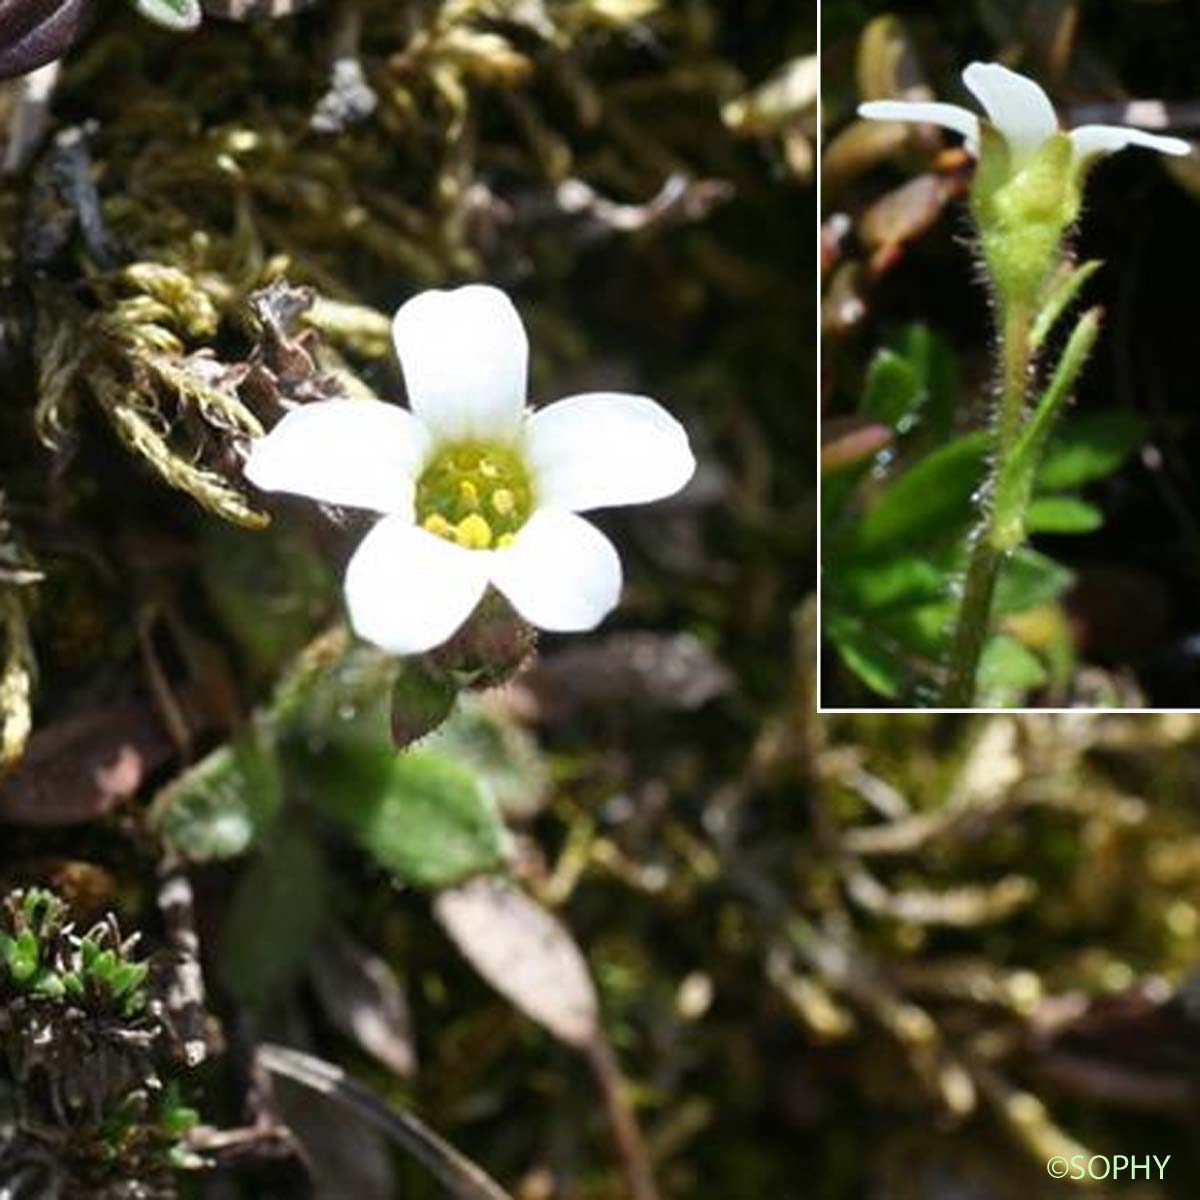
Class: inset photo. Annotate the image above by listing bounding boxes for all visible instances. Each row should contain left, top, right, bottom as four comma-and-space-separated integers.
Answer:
820, 2, 1200, 709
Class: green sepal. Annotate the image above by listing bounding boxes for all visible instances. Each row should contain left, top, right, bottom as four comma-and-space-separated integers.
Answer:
972, 128, 1078, 308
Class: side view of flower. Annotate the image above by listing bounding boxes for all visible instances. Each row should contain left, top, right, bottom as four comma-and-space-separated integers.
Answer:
860, 62, 1188, 309
243, 284, 695, 655
853, 62, 1190, 706
860, 60, 1188, 166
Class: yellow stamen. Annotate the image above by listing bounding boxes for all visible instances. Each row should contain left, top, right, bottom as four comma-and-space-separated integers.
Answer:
454, 513, 493, 549
458, 480, 479, 508
422, 514, 453, 537
495, 532, 515, 549
491, 488, 515, 516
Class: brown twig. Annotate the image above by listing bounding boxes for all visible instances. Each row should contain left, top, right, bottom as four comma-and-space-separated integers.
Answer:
583, 1034, 661, 1200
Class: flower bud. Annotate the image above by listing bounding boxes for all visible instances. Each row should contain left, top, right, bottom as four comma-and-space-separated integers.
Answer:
428, 591, 535, 689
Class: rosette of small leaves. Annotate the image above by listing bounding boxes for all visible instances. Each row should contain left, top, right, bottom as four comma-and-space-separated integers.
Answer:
0, 889, 200, 1197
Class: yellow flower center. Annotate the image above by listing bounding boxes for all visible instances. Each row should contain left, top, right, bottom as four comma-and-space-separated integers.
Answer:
415, 442, 533, 550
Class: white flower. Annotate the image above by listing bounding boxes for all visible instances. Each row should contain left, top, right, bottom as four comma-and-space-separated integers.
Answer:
243, 285, 695, 655
859, 61, 1189, 168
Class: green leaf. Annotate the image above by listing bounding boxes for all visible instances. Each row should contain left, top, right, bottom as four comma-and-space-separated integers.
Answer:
202, 523, 335, 682
991, 309, 1101, 551
5, 930, 39, 984
862, 349, 921, 428
131, 0, 203, 31
153, 724, 283, 862
278, 639, 506, 886
992, 548, 1074, 616
163, 1103, 200, 1137
313, 749, 508, 889
425, 694, 549, 820
1025, 495, 1103, 534
1037, 411, 1146, 491
825, 613, 907, 699
31, 969, 64, 999
278, 639, 397, 752
895, 324, 961, 436
851, 430, 990, 555
835, 556, 949, 613
977, 635, 1047, 701
91, 949, 118, 983
1030, 259, 1103, 350
109, 960, 150, 1001
219, 826, 330, 1008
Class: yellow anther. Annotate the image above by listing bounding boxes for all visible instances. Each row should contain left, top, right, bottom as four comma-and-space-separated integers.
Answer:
415, 440, 532, 549
454, 513, 493, 549
495, 532, 515, 549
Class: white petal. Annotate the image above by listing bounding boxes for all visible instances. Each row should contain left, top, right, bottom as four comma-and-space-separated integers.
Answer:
523, 392, 696, 513
1070, 124, 1191, 165
962, 62, 1058, 163
858, 100, 981, 151
244, 400, 429, 515
489, 510, 621, 632
392, 284, 527, 443
344, 517, 489, 654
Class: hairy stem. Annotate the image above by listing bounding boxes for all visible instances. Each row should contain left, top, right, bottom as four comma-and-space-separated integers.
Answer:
997, 304, 1032, 453
942, 536, 1002, 707
942, 303, 1031, 707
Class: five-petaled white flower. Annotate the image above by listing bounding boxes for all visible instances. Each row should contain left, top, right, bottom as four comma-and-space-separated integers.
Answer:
859, 60, 1189, 167
244, 285, 695, 655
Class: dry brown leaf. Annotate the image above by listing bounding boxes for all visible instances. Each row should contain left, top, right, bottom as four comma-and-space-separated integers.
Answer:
308, 930, 418, 1079
433, 876, 598, 1049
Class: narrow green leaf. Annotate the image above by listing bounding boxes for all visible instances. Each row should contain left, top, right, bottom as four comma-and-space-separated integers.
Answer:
31, 970, 64, 999
1030, 258, 1103, 350
852, 430, 990, 555
825, 614, 907, 699
992, 308, 1102, 551
1025, 495, 1104, 534
1037, 410, 1147, 491
91, 949, 118, 983
835, 556, 949, 614
898, 324, 960, 436
977, 635, 1047, 701
8, 930, 39, 984
992, 548, 1075, 616
862, 349, 922, 428
219, 826, 330, 1008
109, 960, 150, 1000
